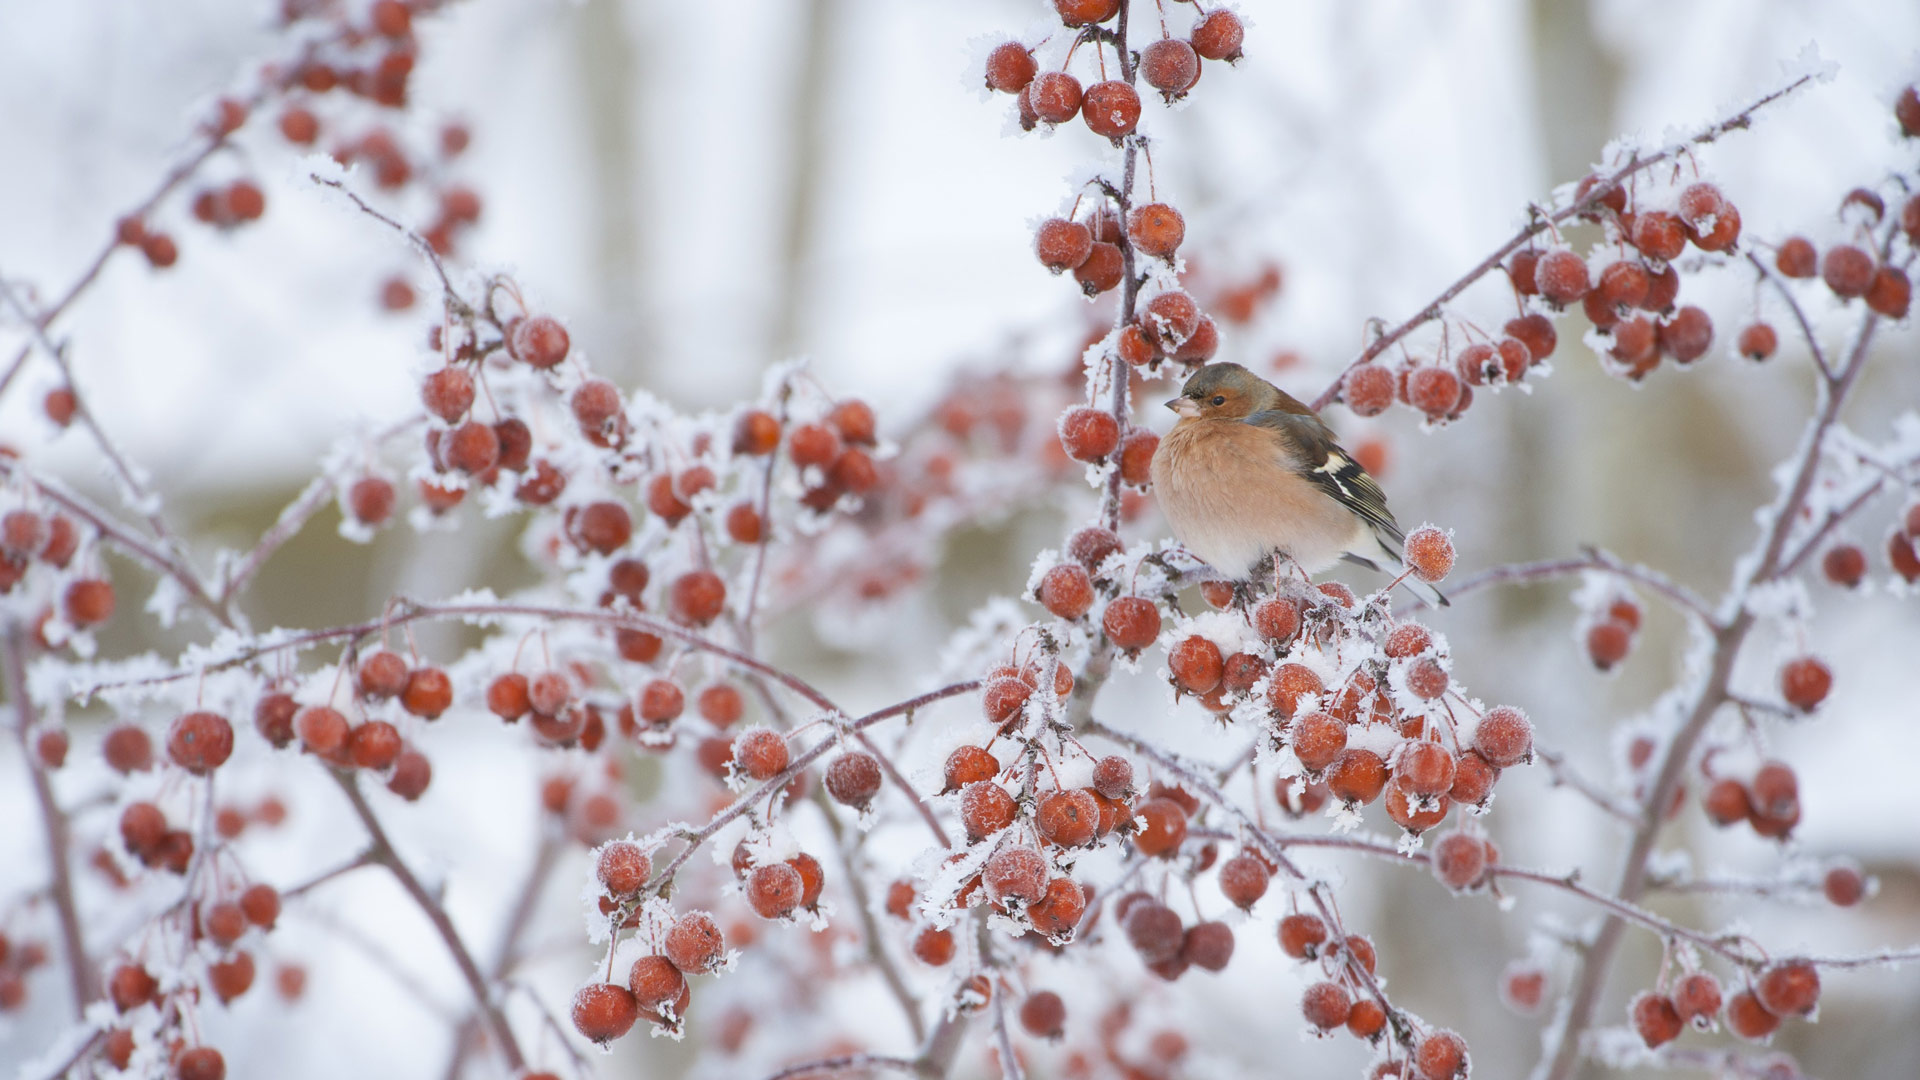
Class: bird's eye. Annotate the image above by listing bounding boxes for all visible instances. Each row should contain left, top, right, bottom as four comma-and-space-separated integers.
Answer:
1211, 395, 1226, 407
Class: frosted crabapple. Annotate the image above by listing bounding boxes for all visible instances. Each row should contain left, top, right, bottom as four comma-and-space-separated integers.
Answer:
1082, 80, 1142, 140
1140, 39, 1199, 99
983, 42, 1035, 94
1034, 218, 1093, 273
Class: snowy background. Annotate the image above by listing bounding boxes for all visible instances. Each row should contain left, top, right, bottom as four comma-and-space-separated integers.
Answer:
3, 1, 1919, 1078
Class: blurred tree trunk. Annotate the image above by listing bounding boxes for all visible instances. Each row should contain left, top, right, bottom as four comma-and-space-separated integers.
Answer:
770, 0, 842, 363
573, 0, 645, 380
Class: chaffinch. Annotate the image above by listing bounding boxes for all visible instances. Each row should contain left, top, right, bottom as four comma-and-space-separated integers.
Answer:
1149, 362, 1449, 606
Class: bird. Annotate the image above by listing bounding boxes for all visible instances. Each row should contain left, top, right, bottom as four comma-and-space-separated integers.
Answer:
1148, 362, 1448, 607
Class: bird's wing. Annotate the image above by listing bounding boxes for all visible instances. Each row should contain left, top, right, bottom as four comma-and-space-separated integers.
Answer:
1243, 409, 1404, 548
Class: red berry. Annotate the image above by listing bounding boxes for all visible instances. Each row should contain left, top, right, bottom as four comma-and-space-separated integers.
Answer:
347, 720, 403, 770
1725, 989, 1781, 1041
572, 379, 623, 433
1168, 635, 1224, 695
1217, 853, 1270, 910
1737, 322, 1778, 361
1472, 705, 1532, 768
175, 1047, 226, 1080
1631, 211, 1687, 262
912, 926, 955, 966
824, 751, 882, 809
1534, 250, 1590, 305
1750, 760, 1799, 821
1754, 960, 1819, 1017
983, 846, 1049, 908
1102, 596, 1161, 654
1383, 622, 1432, 658
1394, 741, 1456, 798
1327, 748, 1388, 806
442, 420, 499, 475
1508, 249, 1541, 295
512, 315, 570, 368
731, 729, 789, 780
1290, 711, 1347, 774
984, 42, 1036, 94
1821, 543, 1866, 587
1505, 314, 1557, 362
1277, 913, 1328, 960
167, 711, 233, 775
296, 705, 349, 757
61, 578, 114, 627
1036, 788, 1099, 848
627, 955, 685, 1012
401, 667, 452, 719
1413, 1029, 1468, 1080
1406, 367, 1463, 420
1059, 407, 1120, 462
1867, 266, 1911, 319
1082, 80, 1142, 140
1092, 756, 1133, 800
1344, 364, 1396, 417
1128, 203, 1185, 259
597, 841, 651, 895
1502, 964, 1547, 1016
1431, 829, 1488, 891
1301, 981, 1352, 1031
665, 912, 725, 973
1702, 778, 1751, 827
1037, 564, 1094, 620
1672, 971, 1722, 1027
1822, 245, 1875, 299
1824, 865, 1866, 907
1132, 797, 1188, 857
1028, 72, 1082, 124
1191, 10, 1245, 61
238, 883, 280, 930
1140, 39, 1199, 99
571, 982, 639, 1045
944, 745, 1000, 793
1124, 901, 1184, 964
1449, 750, 1499, 808
1073, 241, 1124, 295
1403, 525, 1454, 583
1403, 657, 1450, 701
1587, 620, 1633, 670
1029, 877, 1087, 937
1658, 305, 1714, 364
1035, 218, 1094, 272
669, 570, 726, 625
746, 863, 803, 919
1019, 990, 1066, 1039
1631, 992, 1684, 1048
1899, 85, 1920, 138
1776, 236, 1818, 278
1779, 656, 1831, 711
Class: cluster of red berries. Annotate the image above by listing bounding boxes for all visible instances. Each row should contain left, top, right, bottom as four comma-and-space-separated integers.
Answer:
985, 6, 1243, 133
0, 933, 51, 1013
1629, 960, 1822, 1049
1581, 594, 1644, 672
0, 506, 104, 644
1344, 315, 1557, 425
1702, 758, 1803, 840
569, 840, 728, 1044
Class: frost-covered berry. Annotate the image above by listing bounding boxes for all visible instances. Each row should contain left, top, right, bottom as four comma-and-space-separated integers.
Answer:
1035, 218, 1093, 273
1631, 211, 1686, 262
746, 863, 803, 919
1403, 657, 1449, 700
1449, 750, 1499, 808
1472, 705, 1532, 767
1140, 39, 1199, 99
1168, 635, 1224, 695
1383, 622, 1432, 658
983, 846, 1049, 908
1301, 981, 1351, 1031
512, 315, 570, 369
1672, 972, 1722, 1028
1125, 900, 1184, 963
944, 745, 1000, 792
1132, 797, 1188, 857
348, 720, 402, 769
627, 955, 685, 1013
1082, 80, 1141, 139
1779, 656, 1831, 711
401, 667, 452, 719
981, 675, 1031, 731
1505, 314, 1557, 362
1128, 203, 1185, 258
1033, 788, 1097, 847
1074, 242, 1124, 295
421, 367, 474, 423
1413, 1029, 1469, 1080
1290, 711, 1346, 775
1344, 364, 1396, 417
1867, 266, 1911, 319
1406, 366, 1462, 420
167, 711, 234, 775
1631, 992, 1683, 1048
1431, 830, 1488, 891
731, 729, 789, 780
1403, 526, 1454, 583
1754, 960, 1819, 1017
1702, 778, 1751, 827
1534, 250, 1590, 305
1191, 10, 1245, 61
824, 751, 882, 809
1277, 912, 1328, 960
1725, 989, 1781, 1041
1822, 245, 1875, 299
1217, 853, 1270, 910
1326, 748, 1388, 806
597, 841, 651, 895
1092, 755, 1133, 799
1394, 741, 1456, 798
983, 42, 1036, 94
571, 982, 638, 1045
665, 912, 725, 973
912, 926, 955, 966
1347, 999, 1387, 1041
670, 570, 726, 625
1103, 597, 1161, 655
961, 780, 1017, 841
1029, 72, 1082, 124
1657, 305, 1713, 364
1775, 236, 1818, 278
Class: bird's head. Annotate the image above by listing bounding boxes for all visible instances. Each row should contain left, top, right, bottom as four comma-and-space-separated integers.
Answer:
1165, 362, 1301, 420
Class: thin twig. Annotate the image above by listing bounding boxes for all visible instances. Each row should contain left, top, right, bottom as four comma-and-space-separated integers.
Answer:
760, 1054, 921, 1080
1535, 748, 1641, 825
1309, 72, 1818, 413
1439, 548, 1714, 623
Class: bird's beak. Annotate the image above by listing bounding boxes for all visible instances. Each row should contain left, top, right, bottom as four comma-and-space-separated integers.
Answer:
1165, 397, 1200, 418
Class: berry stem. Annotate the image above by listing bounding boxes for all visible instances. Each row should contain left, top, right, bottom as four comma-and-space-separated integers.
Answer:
1745, 248, 1833, 382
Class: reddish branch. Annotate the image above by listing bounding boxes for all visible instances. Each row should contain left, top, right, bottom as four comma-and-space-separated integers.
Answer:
3, 625, 96, 1017
1539, 243, 1890, 1079
1308, 71, 1818, 413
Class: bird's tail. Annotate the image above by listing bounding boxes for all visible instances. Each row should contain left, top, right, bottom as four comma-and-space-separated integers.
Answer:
1393, 570, 1450, 609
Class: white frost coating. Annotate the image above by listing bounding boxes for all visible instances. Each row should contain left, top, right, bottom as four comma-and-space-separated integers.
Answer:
1347, 723, 1405, 758
936, 596, 1030, 683
1177, 609, 1258, 659
916, 832, 1000, 930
